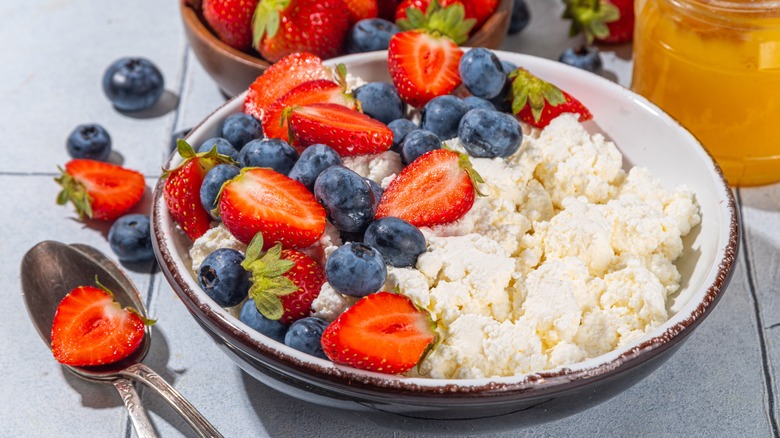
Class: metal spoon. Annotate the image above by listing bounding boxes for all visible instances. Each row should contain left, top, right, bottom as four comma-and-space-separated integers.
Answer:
21, 241, 223, 438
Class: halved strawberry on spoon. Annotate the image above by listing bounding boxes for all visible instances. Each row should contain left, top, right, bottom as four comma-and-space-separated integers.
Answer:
375, 148, 483, 227
322, 291, 438, 374
388, 0, 475, 107
55, 159, 145, 221
509, 67, 593, 129
51, 282, 154, 367
286, 103, 393, 156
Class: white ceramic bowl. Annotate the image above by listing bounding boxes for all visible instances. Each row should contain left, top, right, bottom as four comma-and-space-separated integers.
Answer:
152, 50, 739, 430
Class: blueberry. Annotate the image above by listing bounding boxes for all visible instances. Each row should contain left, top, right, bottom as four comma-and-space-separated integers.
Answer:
200, 164, 241, 219
459, 48, 506, 100
489, 83, 513, 113
388, 118, 417, 153
102, 57, 164, 112
314, 166, 376, 233
364, 217, 426, 268
559, 46, 603, 74
353, 82, 405, 124
288, 144, 342, 190
219, 113, 263, 150
500, 60, 518, 75
346, 18, 400, 53
170, 128, 191, 152
108, 214, 154, 263
240, 299, 288, 343
325, 242, 387, 297
238, 138, 299, 174
198, 137, 239, 160
198, 248, 251, 307
420, 95, 469, 140
401, 129, 441, 164
463, 96, 497, 112
508, 0, 531, 35
285, 317, 329, 359
365, 178, 383, 211
458, 109, 523, 158
66, 124, 111, 161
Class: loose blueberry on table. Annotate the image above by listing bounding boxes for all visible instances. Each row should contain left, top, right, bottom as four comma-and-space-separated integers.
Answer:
108, 214, 155, 263
66, 123, 112, 161
102, 57, 164, 112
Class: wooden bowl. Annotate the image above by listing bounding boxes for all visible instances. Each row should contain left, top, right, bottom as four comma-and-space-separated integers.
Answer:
180, 0, 513, 97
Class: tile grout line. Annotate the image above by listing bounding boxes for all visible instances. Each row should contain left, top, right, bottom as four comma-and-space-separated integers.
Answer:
737, 188, 780, 437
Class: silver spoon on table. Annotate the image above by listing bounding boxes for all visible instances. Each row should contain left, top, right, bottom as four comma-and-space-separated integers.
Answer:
21, 240, 223, 438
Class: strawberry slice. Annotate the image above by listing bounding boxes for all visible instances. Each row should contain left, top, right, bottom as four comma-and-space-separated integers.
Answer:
51, 284, 154, 367
263, 67, 357, 141
287, 103, 393, 156
388, 1, 474, 107
55, 159, 145, 221
242, 233, 326, 324
322, 291, 438, 374
375, 148, 482, 227
163, 140, 235, 241
243, 52, 332, 120
219, 168, 326, 248
509, 68, 593, 129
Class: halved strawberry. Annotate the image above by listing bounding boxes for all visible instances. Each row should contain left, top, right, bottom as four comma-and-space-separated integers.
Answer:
509, 68, 593, 129
388, 1, 474, 107
322, 291, 438, 374
263, 67, 357, 141
243, 52, 332, 121
344, 0, 378, 24
202, 0, 260, 50
219, 167, 326, 247
242, 233, 326, 324
55, 159, 145, 221
287, 103, 393, 156
51, 284, 154, 367
375, 148, 482, 227
162, 140, 235, 241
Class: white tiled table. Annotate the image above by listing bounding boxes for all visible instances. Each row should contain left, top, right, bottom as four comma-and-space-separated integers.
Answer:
3, 1, 779, 436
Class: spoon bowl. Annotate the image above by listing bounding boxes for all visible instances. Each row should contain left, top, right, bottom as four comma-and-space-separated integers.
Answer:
21, 240, 222, 438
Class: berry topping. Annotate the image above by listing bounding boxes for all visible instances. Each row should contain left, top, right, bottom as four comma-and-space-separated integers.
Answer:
346, 18, 400, 54
364, 217, 426, 268
314, 165, 377, 233
458, 108, 523, 158
509, 68, 593, 129
288, 144, 343, 191
285, 317, 329, 359
198, 248, 251, 307
325, 242, 387, 297
219, 113, 264, 150
238, 138, 299, 174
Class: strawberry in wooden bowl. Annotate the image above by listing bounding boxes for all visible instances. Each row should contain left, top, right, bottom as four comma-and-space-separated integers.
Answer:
151, 50, 737, 430
180, 0, 513, 96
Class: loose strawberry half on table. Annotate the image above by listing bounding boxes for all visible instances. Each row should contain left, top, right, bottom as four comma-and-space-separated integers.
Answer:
388, 0, 475, 107
322, 291, 438, 374
162, 140, 235, 241
287, 103, 393, 156
509, 67, 593, 129
202, 0, 260, 50
219, 167, 326, 247
242, 233, 326, 324
243, 52, 332, 121
51, 284, 154, 367
262, 66, 357, 141
55, 159, 145, 221
251, 0, 350, 63
376, 148, 482, 227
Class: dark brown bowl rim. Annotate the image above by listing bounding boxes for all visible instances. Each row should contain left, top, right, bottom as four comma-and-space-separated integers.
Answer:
152, 51, 740, 399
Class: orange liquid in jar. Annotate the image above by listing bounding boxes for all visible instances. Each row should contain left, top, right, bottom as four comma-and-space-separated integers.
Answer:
632, 0, 780, 186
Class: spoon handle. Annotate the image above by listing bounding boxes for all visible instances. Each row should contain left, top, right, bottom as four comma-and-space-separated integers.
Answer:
112, 378, 158, 438
121, 363, 224, 438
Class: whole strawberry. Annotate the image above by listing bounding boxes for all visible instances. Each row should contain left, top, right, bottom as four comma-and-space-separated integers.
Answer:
509, 68, 593, 128
562, 0, 632, 44
162, 140, 235, 241
388, 0, 475, 107
252, 0, 350, 62
242, 233, 326, 324
203, 0, 260, 50
55, 159, 145, 221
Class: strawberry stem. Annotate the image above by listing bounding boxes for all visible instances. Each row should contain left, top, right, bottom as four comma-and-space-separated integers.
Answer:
55, 165, 94, 219
397, 0, 476, 45
242, 232, 298, 320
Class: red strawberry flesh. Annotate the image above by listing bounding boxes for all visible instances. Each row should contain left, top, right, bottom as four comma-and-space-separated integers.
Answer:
288, 103, 393, 156
56, 159, 145, 221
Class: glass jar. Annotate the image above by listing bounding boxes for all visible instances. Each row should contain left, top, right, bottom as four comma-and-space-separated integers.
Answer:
632, 0, 780, 186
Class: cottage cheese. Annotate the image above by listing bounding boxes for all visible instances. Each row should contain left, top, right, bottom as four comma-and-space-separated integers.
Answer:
189, 113, 701, 380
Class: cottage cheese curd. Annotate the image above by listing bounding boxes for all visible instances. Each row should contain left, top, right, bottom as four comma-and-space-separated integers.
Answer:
189, 113, 701, 380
